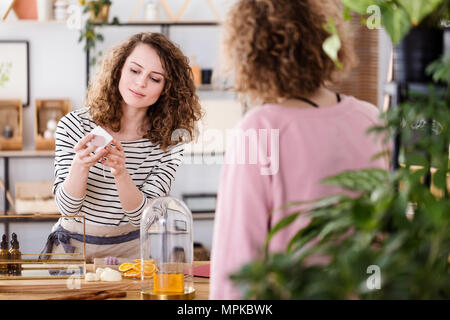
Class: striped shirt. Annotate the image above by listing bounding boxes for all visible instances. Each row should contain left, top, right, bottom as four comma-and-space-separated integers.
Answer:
53, 108, 184, 227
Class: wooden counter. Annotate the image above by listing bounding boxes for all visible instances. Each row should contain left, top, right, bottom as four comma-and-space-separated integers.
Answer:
0, 261, 210, 300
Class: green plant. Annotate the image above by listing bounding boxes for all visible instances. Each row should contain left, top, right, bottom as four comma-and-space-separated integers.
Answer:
231, 3, 450, 300
342, 0, 446, 44
0, 62, 12, 87
323, 0, 447, 69
78, 0, 119, 66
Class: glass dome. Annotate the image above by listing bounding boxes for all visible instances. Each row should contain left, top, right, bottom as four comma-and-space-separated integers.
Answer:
140, 196, 195, 300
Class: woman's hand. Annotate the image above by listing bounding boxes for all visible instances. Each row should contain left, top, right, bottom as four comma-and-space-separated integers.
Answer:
72, 134, 108, 173
101, 139, 127, 177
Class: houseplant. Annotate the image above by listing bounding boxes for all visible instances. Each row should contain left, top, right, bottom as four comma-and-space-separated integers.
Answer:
230, 2, 450, 299
78, 0, 119, 67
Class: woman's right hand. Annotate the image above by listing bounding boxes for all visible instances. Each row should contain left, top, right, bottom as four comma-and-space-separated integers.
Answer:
72, 134, 108, 172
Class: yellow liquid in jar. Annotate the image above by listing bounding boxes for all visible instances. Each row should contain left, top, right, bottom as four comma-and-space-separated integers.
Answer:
153, 273, 184, 294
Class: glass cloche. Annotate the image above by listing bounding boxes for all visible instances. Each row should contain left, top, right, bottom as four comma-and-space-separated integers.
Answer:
140, 196, 195, 300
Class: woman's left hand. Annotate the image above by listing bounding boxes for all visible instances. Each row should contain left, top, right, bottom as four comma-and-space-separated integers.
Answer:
101, 139, 127, 177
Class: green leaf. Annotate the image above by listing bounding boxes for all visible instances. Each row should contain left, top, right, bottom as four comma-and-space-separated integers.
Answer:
265, 212, 300, 251
318, 217, 352, 239
322, 169, 389, 192
341, 0, 376, 15
380, 3, 412, 44
287, 228, 320, 253
433, 169, 447, 192
405, 153, 428, 167
323, 34, 343, 69
351, 200, 378, 230
322, 18, 343, 69
343, 6, 352, 21
426, 53, 450, 83
309, 194, 350, 210
397, 0, 443, 26
112, 17, 120, 25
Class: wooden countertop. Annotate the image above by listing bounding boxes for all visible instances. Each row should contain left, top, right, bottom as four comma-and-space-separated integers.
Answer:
0, 261, 210, 300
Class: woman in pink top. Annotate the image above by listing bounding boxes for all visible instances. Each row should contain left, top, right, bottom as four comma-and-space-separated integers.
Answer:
210, 0, 390, 300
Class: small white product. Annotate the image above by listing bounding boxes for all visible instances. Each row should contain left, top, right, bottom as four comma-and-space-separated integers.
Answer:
46, 119, 57, 132
95, 267, 104, 279
43, 130, 53, 139
86, 126, 113, 154
100, 267, 122, 282
54, 0, 69, 21
145, 1, 159, 21
85, 272, 99, 282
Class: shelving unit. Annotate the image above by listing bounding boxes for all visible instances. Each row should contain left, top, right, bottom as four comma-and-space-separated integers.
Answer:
0, 151, 56, 242
85, 21, 221, 86
0, 149, 215, 242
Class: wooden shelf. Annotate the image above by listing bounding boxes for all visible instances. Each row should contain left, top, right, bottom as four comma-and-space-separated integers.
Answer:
0, 20, 66, 25
95, 20, 221, 26
192, 213, 214, 220
0, 214, 59, 222
0, 19, 220, 26
0, 150, 54, 158
0, 213, 212, 221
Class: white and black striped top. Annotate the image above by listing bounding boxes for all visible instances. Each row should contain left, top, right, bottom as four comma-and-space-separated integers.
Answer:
53, 108, 184, 227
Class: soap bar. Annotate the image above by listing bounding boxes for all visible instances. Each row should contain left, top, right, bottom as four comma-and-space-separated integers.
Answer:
85, 272, 99, 282
86, 126, 113, 154
100, 267, 122, 282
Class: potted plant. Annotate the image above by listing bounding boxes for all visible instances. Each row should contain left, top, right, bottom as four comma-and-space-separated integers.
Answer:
80, 0, 111, 23
230, 1, 450, 299
77, 0, 119, 67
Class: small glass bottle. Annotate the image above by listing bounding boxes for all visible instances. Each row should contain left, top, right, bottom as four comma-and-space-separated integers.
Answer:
0, 235, 10, 275
9, 233, 22, 276
190, 56, 202, 86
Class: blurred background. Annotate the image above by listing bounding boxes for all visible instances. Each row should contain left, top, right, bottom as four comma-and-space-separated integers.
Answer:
0, 0, 447, 257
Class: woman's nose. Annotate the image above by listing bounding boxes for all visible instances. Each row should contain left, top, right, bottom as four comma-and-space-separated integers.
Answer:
136, 75, 147, 88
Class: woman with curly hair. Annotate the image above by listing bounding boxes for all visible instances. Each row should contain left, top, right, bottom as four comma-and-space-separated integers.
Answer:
210, 0, 390, 299
40, 32, 202, 263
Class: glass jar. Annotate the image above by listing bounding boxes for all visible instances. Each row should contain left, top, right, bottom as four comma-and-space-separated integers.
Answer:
140, 196, 195, 300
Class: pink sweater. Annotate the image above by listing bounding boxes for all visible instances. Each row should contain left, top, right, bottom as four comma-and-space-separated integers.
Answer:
209, 95, 390, 299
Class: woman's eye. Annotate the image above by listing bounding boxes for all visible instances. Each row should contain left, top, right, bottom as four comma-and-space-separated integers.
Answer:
151, 78, 161, 83
130, 69, 139, 74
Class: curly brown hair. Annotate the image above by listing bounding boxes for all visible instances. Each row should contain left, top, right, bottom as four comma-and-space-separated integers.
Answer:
86, 32, 202, 151
222, 0, 356, 105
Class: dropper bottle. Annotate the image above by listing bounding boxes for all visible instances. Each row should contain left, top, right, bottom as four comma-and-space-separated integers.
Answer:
9, 233, 22, 276
0, 235, 10, 275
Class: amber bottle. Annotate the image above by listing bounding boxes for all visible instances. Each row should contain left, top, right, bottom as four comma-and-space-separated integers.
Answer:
0, 235, 10, 275
9, 233, 22, 276
190, 56, 202, 86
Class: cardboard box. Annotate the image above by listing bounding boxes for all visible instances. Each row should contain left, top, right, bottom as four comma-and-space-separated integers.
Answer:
35, 99, 71, 150
14, 181, 59, 215
0, 99, 22, 150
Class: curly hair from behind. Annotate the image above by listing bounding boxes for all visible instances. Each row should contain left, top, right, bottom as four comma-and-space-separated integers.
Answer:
222, 0, 356, 105
86, 32, 202, 151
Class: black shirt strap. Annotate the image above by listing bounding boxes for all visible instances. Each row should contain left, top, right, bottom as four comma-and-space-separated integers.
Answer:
296, 96, 319, 108
295, 92, 341, 108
